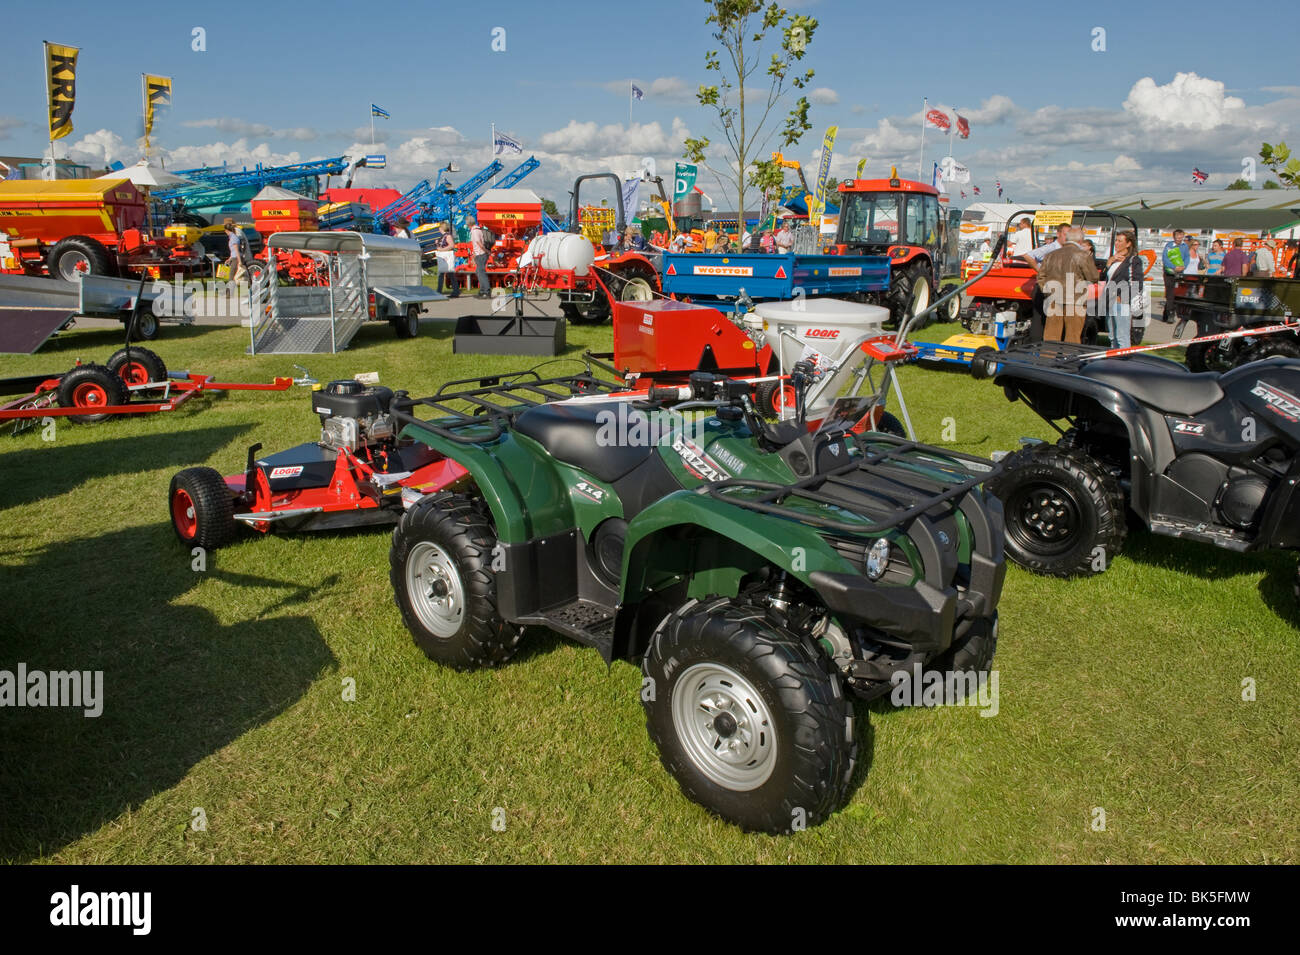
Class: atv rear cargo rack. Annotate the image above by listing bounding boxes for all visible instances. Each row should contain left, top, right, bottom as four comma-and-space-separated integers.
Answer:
390, 369, 623, 444
706, 435, 1001, 536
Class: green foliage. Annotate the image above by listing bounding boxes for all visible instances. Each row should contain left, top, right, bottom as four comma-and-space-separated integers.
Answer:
540, 198, 560, 218
1224, 178, 1252, 191
685, 1, 819, 225
1260, 141, 1300, 188
1263, 180, 1281, 190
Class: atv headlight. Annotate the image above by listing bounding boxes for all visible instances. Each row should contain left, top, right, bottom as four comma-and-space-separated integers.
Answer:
865, 538, 891, 580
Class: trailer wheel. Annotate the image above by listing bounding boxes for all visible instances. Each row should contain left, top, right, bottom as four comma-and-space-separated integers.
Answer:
169, 467, 238, 550
754, 380, 797, 419
107, 347, 168, 399
49, 236, 114, 282
395, 305, 420, 339
55, 364, 129, 424
127, 310, 160, 342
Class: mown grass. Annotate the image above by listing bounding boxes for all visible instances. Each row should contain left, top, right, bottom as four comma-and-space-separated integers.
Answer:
1, 311, 1297, 864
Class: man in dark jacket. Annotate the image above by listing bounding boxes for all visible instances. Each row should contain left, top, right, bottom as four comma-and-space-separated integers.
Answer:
1039, 226, 1099, 343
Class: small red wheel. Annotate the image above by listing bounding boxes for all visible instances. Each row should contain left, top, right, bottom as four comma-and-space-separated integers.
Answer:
71, 380, 108, 408
172, 487, 198, 541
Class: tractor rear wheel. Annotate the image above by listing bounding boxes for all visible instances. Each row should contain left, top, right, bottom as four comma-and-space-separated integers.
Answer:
49, 236, 115, 282
169, 467, 239, 550
55, 364, 129, 424
107, 347, 168, 399
565, 297, 610, 325
890, 260, 932, 330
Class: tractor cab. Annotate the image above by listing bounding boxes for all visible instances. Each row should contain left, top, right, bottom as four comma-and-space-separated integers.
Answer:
834, 172, 946, 265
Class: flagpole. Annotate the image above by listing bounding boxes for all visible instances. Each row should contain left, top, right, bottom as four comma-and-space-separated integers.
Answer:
43, 42, 56, 178
629, 80, 633, 131
918, 97, 927, 179
490, 123, 496, 185
142, 74, 149, 160
370, 106, 375, 149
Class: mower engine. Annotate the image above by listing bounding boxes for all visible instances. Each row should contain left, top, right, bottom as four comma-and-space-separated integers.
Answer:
315, 379, 396, 452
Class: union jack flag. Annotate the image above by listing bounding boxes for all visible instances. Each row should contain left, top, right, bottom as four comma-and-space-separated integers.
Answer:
1192, 167, 1208, 184
973, 185, 982, 196
995, 179, 1002, 197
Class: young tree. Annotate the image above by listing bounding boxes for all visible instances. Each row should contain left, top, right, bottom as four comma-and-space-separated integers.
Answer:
1260, 142, 1300, 188
1224, 178, 1252, 190
683, 1, 818, 233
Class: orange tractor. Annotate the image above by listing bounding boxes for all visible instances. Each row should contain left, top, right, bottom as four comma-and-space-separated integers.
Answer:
830, 169, 963, 327
0, 179, 202, 281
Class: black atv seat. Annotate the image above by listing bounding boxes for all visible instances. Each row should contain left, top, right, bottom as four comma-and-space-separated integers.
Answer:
514, 401, 658, 483
1081, 359, 1224, 416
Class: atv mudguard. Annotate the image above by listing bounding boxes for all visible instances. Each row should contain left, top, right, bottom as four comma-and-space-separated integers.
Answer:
991, 360, 1174, 520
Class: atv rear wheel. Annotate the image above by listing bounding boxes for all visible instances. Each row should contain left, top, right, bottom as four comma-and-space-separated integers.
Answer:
987, 445, 1126, 578
1185, 339, 1238, 373
169, 467, 238, 550
107, 347, 168, 399
55, 364, 129, 424
1240, 336, 1300, 365
390, 494, 522, 669
642, 597, 856, 834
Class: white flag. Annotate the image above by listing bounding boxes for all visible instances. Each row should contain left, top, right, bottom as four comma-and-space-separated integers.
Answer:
940, 156, 971, 184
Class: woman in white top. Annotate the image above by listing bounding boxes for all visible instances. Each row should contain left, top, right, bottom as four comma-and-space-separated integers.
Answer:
1184, 237, 1203, 276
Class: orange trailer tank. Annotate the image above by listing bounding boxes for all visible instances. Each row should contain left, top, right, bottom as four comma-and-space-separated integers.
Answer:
250, 186, 319, 236
0, 178, 146, 247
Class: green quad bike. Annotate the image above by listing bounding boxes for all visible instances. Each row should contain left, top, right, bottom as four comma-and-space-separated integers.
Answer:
387, 366, 1007, 833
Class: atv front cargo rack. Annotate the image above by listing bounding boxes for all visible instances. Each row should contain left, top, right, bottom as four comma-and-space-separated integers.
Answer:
707, 435, 1002, 535
390, 369, 623, 444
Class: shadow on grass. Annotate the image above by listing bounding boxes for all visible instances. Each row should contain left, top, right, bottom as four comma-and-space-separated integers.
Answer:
1119, 530, 1300, 625
0, 424, 252, 514
0, 522, 336, 862
35, 321, 234, 358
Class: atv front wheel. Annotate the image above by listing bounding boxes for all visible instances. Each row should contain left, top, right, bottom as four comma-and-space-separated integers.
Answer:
169, 467, 238, 550
642, 597, 856, 834
987, 445, 1126, 577
390, 494, 522, 669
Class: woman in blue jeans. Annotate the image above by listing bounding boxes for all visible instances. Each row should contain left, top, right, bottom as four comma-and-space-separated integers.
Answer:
1104, 230, 1143, 349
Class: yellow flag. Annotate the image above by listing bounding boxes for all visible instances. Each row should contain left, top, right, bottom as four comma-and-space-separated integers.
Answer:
810, 125, 838, 228
45, 42, 79, 141
143, 74, 172, 142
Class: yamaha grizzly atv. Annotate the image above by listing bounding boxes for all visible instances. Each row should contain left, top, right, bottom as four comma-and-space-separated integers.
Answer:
972, 341, 1300, 593
386, 367, 1006, 833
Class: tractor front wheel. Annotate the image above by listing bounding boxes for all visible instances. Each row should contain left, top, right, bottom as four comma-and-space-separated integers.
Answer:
890, 260, 932, 330
642, 597, 856, 834
169, 467, 238, 550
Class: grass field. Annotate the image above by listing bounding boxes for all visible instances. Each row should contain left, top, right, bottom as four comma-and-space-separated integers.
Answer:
2, 311, 1298, 864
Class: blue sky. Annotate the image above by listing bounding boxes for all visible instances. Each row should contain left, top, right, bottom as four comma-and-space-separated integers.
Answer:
5, 0, 1298, 207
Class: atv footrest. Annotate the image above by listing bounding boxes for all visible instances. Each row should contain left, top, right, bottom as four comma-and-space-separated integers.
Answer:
520, 599, 615, 650
1149, 517, 1252, 551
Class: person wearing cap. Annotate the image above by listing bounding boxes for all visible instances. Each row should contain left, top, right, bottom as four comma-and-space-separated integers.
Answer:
391, 216, 412, 240
1253, 237, 1277, 277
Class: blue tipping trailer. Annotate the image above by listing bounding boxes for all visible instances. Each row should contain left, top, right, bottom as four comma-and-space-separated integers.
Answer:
660, 252, 890, 310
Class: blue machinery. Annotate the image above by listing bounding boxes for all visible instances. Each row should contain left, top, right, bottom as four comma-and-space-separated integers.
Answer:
154, 156, 350, 203
373, 156, 541, 232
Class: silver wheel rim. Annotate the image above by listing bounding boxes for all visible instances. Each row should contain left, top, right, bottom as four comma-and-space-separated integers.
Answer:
910, 277, 930, 316
59, 251, 90, 281
671, 662, 776, 791
406, 541, 466, 638
620, 277, 654, 302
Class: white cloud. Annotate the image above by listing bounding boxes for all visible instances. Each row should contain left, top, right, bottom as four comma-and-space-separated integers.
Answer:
66, 129, 131, 167
1123, 72, 1246, 130
963, 95, 1017, 126
809, 87, 839, 105
184, 118, 319, 142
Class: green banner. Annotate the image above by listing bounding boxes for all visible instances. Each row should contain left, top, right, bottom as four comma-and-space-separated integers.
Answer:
673, 162, 697, 201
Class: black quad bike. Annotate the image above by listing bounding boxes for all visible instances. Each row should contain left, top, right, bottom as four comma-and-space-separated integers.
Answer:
973, 341, 1300, 595
387, 368, 1007, 833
